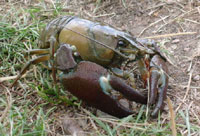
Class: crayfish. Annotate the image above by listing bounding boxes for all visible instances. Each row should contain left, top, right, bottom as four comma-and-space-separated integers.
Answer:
11, 16, 168, 118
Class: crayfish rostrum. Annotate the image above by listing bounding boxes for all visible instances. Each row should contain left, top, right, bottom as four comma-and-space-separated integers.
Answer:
11, 16, 168, 118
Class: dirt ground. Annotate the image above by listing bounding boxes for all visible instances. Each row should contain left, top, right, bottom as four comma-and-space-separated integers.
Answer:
0, 0, 200, 135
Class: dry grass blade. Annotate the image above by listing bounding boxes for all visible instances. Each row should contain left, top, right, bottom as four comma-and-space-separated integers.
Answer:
167, 96, 177, 136
84, 10, 116, 18
155, 7, 198, 32
184, 19, 200, 25
176, 65, 193, 112
0, 85, 12, 123
138, 16, 170, 37
142, 32, 197, 39
82, 108, 149, 131
0, 71, 29, 82
89, 116, 98, 131
0, 75, 19, 82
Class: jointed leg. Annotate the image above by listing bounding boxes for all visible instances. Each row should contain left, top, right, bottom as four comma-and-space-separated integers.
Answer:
24, 49, 50, 56
11, 55, 50, 87
111, 68, 136, 89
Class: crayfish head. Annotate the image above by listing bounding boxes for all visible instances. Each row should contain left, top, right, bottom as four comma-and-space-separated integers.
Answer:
115, 32, 160, 61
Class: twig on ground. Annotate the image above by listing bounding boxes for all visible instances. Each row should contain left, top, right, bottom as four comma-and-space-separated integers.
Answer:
142, 32, 197, 39
142, 3, 167, 12
155, 7, 198, 32
81, 109, 150, 131
0, 70, 30, 82
0, 75, 20, 82
172, 83, 200, 89
84, 10, 115, 18
0, 85, 12, 123
187, 61, 193, 73
138, 16, 170, 37
184, 19, 200, 25
89, 116, 98, 131
175, 64, 194, 112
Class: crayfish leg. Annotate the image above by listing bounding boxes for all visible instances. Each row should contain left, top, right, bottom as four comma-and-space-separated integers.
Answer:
11, 55, 50, 87
111, 68, 137, 89
24, 49, 53, 70
24, 49, 49, 56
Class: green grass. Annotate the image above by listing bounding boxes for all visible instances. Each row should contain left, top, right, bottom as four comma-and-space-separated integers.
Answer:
0, 2, 69, 135
1, 1, 200, 136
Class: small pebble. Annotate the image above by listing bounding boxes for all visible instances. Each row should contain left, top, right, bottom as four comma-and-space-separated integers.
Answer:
171, 39, 180, 44
193, 75, 200, 81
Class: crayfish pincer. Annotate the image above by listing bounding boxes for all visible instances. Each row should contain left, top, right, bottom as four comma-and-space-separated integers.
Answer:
11, 16, 168, 118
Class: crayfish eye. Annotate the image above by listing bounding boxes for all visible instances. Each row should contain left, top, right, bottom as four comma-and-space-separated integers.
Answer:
117, 40, 127, 47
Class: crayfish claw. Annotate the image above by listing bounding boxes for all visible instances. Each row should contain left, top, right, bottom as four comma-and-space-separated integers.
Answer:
149, 55, 168, 118
61, 61, 135, 118
149, 67, 159, 105
109, 75, 147, 104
